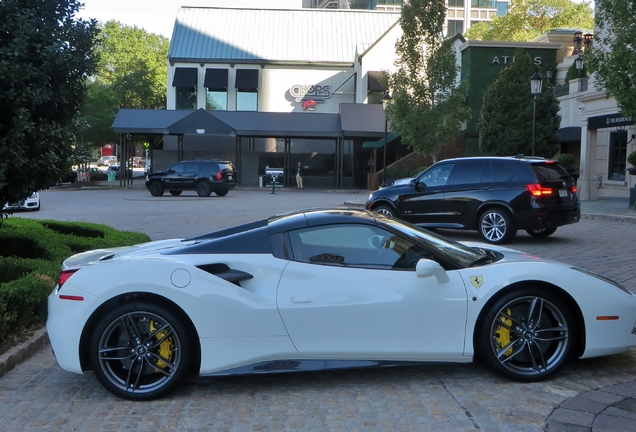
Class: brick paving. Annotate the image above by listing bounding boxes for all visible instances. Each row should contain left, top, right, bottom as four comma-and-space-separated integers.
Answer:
2, 187, 636, 431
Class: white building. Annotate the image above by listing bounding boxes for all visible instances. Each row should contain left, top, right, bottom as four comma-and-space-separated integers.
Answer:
114, 7, 405, 189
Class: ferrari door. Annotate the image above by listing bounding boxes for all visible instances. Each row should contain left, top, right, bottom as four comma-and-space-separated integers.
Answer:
277, 223, 468, 358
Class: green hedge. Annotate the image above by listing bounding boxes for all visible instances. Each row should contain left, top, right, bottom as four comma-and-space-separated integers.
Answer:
0, 218, 150, 345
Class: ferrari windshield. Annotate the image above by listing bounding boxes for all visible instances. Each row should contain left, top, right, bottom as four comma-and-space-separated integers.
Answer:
375, 212, 485, 268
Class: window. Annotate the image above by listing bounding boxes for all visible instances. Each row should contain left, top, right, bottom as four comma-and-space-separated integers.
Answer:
608, 131, 627, 181
237, 91, 258, 111
418, 164, 454, 187
447, 19, 464, 36
449, 161, 484, 186
471, 0, 495, 7
288, 224, 430, 270
205, 68, 228, 110
172, 67, 198, 110
496, 1, 509, 15
235, 69, 259, 112
448, 0, 464, 7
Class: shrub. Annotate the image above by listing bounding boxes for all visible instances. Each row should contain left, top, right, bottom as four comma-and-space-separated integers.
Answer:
628, 151, 636, 166
410, 166, 427, 177
0, 218, 150, 346
557, 153, 576, 167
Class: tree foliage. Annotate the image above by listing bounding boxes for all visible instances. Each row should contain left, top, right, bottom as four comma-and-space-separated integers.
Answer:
0, 0, 99, 208
465, 0, 594, 42
479, 49, 561, 158
587, 0, 636, 117
74, 21, 169, 150
387, 0, 471, 163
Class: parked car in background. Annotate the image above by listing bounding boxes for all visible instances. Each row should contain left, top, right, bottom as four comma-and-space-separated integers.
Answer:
58, 170, 78, 185
130, 157, 143, 168
3, 192, 40, 211
366, 155, 580, 244
391, 177, 414, 186
97, 156, 118, 167
144, 160, 151, 176
82, 167, 108, 181
145, 160, 237, 197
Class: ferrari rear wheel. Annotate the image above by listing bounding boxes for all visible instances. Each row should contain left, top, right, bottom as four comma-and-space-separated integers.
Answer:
478, 288, 574, 382
89, 303, 193, 400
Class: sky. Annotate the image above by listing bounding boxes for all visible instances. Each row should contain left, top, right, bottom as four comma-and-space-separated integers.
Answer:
76, 0, 302, 39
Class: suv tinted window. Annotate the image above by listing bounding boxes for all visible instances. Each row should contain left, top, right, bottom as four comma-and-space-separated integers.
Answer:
492, 160, 515, 182
219, 162, 234, 171
532, 164, 571, 181
449, 161, 485, 186
418, 163, 454, 187
199, 162, 218, 173
170, 163, 186, 173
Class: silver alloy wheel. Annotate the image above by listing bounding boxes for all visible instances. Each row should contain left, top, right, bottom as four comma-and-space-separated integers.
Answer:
480, 211, 508, 242
489, 295, 569, 377
375, 206, 395, 217
97, 311, 182, 396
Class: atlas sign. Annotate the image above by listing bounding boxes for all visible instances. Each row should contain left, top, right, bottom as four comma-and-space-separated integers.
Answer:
290, 84, 332, 111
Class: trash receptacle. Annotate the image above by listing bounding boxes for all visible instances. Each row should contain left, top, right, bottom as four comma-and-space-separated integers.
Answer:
107, 171, 116, 182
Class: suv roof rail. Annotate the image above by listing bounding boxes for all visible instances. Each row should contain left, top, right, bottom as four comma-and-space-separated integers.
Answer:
512, 154, 546, 160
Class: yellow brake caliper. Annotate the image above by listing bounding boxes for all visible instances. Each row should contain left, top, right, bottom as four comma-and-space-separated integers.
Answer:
495, 309, 513, 357
150, 320, 174, 371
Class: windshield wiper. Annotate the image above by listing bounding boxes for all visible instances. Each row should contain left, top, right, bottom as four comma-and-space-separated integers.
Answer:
469, 251, 494, 267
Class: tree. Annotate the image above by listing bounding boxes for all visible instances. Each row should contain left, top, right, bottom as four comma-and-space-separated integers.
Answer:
587, 0, 636, 118
386, 0, 471, 163
95, 21, 169, 110
74, 21, 169, 150
479, 49, 561, 157
465, 0, 594, 42
0, 0, 99, 209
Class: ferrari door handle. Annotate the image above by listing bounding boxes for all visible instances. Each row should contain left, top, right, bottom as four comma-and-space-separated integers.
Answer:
290, 296, 311, 303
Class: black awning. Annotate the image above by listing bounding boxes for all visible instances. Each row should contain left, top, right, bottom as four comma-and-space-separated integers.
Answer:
367, 71, 387, 92
172, 67, 197, 87
204, 68, 228, 90
235, 69, 259, 90
556, 126, 581, 142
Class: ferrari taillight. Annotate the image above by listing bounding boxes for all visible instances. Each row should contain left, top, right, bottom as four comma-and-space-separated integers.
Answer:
527, 184, 553, 196
58, 269, 79, 288
215, 171, 222, 181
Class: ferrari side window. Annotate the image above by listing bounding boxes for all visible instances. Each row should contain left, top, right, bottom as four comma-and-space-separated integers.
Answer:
287, 224, 428, 270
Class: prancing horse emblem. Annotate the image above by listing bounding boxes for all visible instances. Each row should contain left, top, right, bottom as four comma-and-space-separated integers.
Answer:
470, 276, 483, 289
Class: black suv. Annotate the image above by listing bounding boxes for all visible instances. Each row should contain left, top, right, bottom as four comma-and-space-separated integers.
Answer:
145, 160, 238, 197
365, 156, 580, 244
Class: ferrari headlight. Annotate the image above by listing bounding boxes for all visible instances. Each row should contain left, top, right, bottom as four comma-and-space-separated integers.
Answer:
572, 267, 634, 295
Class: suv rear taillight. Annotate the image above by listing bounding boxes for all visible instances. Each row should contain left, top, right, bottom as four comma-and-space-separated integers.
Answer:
215, 171, 222, 181
58, 269, 79, 288
526, 184, 553, 196
571, 185, 578, 194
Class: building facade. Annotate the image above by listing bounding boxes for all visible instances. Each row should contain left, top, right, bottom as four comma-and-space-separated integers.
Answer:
157, 7, 404, 189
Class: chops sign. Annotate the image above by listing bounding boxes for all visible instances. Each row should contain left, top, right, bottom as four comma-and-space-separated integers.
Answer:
290, 84, 332, 111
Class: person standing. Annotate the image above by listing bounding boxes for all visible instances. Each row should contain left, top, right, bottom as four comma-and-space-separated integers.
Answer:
296, 161, 304, 189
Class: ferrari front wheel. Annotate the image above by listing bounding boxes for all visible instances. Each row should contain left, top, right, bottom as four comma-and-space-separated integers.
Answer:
478, 288, 574, 382
89, 303, 194, 400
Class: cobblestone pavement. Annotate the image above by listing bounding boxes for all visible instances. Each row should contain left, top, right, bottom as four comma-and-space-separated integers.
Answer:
2, 188, 636, 431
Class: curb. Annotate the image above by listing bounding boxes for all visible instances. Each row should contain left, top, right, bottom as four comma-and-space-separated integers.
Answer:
0, 327, 49, 379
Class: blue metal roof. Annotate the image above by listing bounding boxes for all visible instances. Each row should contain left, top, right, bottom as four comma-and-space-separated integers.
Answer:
168, 7, 400, 65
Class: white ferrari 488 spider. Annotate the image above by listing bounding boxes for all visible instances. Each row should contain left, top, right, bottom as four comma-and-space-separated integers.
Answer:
47, 208, 636, 400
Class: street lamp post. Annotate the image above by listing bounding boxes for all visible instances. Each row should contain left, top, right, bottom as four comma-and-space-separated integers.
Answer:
530, 71, 543, 157
381, 90, 391, 187
575, 55, 584, 77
